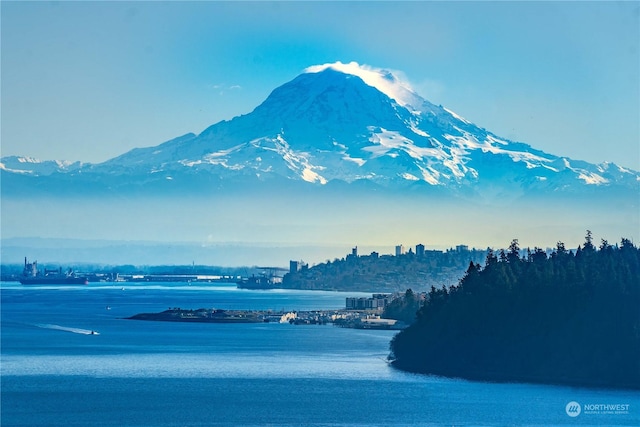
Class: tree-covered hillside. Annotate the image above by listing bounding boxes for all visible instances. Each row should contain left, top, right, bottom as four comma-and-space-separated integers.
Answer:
282, 249, 487, 292
390, 233, 640, 389
382, 289, 424, 324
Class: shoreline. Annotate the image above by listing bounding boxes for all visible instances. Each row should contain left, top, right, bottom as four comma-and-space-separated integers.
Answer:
389, 360, 640, 391
127, 307, 407, 329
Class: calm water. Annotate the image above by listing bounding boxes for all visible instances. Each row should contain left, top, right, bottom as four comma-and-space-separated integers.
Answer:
1, 281, 638, 426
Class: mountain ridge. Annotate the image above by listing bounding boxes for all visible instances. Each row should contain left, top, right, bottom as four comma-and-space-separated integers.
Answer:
2, 61, 639, 198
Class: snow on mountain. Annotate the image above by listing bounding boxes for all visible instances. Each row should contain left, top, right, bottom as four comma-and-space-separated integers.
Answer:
0, 156, 83, 176
2, 61, 639, 196
305, 61, 425, 114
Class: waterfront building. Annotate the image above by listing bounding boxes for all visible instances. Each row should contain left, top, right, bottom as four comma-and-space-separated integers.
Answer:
345, 294, 392, 310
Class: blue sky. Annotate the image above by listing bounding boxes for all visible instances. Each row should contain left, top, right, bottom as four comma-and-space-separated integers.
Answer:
2, 1, 639, 170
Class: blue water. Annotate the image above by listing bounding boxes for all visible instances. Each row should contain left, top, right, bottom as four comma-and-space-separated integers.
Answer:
2, 282, 639, 426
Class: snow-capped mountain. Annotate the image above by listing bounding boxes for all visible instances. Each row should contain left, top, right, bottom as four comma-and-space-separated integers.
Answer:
0, 156, 84, 176
2, 61, 639, 197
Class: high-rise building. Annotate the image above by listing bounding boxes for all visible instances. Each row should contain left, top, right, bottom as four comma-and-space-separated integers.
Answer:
416, 244, 425, 256
395, 244, 405, 256
289, 260, 299, 274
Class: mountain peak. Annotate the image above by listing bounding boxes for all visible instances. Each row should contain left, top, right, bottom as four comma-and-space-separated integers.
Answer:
304, 61, 423, 113
2, 62, 639, 197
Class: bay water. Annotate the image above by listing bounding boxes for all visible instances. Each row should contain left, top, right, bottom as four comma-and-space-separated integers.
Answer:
1, 281, 638, 426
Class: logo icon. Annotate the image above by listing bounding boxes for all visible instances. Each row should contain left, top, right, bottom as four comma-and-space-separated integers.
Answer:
566, 401, 581, 417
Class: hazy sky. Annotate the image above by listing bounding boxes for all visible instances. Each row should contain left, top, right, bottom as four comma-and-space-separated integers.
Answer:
2, 1, 639, 170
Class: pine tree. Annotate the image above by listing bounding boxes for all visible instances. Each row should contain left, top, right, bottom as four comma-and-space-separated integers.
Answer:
390, 235, 640, 389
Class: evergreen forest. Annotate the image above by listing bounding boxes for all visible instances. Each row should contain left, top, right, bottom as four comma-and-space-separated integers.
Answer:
389, 233, 640, 389
382, 289, 424, 324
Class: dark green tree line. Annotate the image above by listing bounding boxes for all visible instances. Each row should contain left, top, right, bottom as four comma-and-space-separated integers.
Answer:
382, 289, 423, 324
390, 233, 640, 389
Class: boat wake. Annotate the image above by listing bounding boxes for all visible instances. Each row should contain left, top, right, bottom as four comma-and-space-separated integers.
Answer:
35, 324, 99, 335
